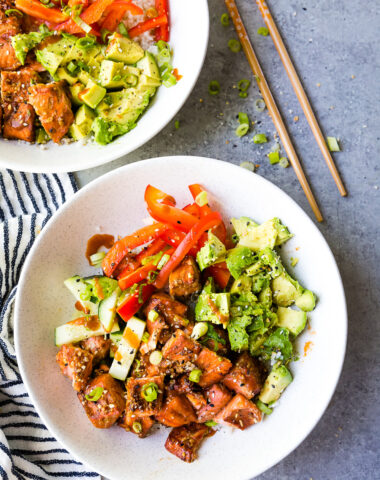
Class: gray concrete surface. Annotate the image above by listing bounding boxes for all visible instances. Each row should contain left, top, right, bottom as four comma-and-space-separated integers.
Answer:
76, 0, 380, 478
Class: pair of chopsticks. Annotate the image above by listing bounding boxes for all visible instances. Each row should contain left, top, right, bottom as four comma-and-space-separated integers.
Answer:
225, 0, 347, 222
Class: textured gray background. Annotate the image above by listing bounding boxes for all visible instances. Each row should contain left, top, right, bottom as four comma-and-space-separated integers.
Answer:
76, 0, 380, 478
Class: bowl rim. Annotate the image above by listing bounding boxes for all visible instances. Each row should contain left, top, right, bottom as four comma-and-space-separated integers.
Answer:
14, 155, 347, 479
0, 2, 210, 174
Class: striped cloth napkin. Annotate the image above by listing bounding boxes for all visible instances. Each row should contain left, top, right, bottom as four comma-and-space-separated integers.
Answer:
0, 169, 100, 479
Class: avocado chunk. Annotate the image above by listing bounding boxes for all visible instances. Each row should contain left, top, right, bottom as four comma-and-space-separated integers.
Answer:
105, 33, 144, 64
138, 74, 161, 89
237, 218, 279, 251
56, 67, 79, 85
69, 105, 96, 140
231, 216, 258, 238
258, 283, 272, 306
11, 30, 52, 65
226, 246, 257, 279
91, 117, 129, 145
195, 292, 230, 327
276, 306, 307, 336
295, 289, 316, 312
69, 82, 85, 106
196, 232, 227, 271
36, 36, 78, 76
271, 272, 303, 306
136, 52, 160, 80
99, 59, 129, 88
79, 79, 106, 109
230, 274, 252, 294
258, 247, 284, 278
259, 365, 293, 404
273, 217, 293, 245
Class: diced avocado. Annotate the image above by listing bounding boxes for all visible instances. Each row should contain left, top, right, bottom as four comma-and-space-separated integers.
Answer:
230, 274, 252, 294
202, 277, 216, 294
259, 284, 272, 306
249, 332, 268, 356
56, 67, 79, 85
227, 315, 251, 351
91, 117, 129, 145
245, 259, 267, 276
259, 365, 293, 404
69, 104, 96, 140
231, 216, 258, 238
276, 306, 307, 336
11, 31, 52, 65
105, 33, 144, 64
69, 82, 85, 106
136, 52, 160, 80
36, 36, 77, 76
250, 274, 268, 293
295, 289, 316, 312
273, 218, 293, 245
64, 42, 101, 65
195, 292, 230, 327
99, 59, 127, 89
196, 232, 227, 271
138, 74, 161, 89
96, 87, 151, 126
238, 218, 278, 251
226, 246, 257, 279
271, 272, 303, 306
258, 247, 284, 278
79, 79, 106, 109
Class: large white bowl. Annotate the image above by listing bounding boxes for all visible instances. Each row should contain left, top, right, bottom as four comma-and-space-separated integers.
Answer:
0, 3, 209, 173
15, 156, 347, 479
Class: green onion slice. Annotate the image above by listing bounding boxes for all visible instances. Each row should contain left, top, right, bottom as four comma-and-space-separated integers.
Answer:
239, 91, 248, 98
101, 28, 111, 43
240, 161, 255, 171
205, 420, 218, 427
238, 112, 249, 124
157, 253, 170, 270
66, 60, 79, 74
148, 310, 159, 322
156, 40, 170, 51
220, 13, 229, 26
228, 38, 241, 53
326, 136, 340, 152
236, 124, 249, 137
76, 35, 96, 49
257, 27, 269, 36
279, 157, 289, 168
174, 120, 180, 129
73, 14, 92, 34
253, 133, 268, 144
141, 382, 159, 402
162, 72, 177, 88
89, 251, 105, 266
132, 421, 142, 433
237, 78, 250, 92
118, 22, 128, 37
149, 350, 163, 365
141, 331, 150, 343
85, 387, 103, 402
208, 80, 220, 95
268, 151, 280, 165
190, 322, 208, 340
254, 98, 266, 112
189, 369, 202, 383
5, 8, 23, 16
256, 399, 273, 415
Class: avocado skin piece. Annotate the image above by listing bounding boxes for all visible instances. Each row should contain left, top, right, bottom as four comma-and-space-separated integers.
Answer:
226, 246, 257, 279
259, 365, 293, 404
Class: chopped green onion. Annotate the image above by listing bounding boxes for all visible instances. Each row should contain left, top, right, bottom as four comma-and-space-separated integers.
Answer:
157, 47, 171, 62
138, 283, 146, 303
101, 29, 111, 43
208, 80, 220, 95
148, 271, 159, 285
141, 382, 158, 402
239, 91, 248, 98
112, 74, 122, 82
195, 190, 208, 207
162, 72, 177, 88
85, 387, 103, 402
149, 350, 163, 365
257, 27, 269, 36
240, 161, 255, 172
73, 15, 92, 34
205, 420, 218, 427
268, 151, 280, 165
220, 13, 229, 26
126, 73, 138, 86
39, 23, 50, 34
157, 253, 170, 270
291, 257, 299, 267
141, 251, 163, 266
148, 310, 159, 322
238, 112, 249, 125
237, 78, 250, 92
36, 128, 49, 144
174, 120, 180, 129
191, 322, 208, 340
326, 136, 340, 152
256, 399, 272, 415
132, 421, 142, 433
279, 157, 289, 168
189, 369, 202, 383
5, 8, 23, 16
228, 38, 241, 52
66, 61, 79, 74
254, 98, 266, 112
156, 40, 170, 51
103, 96, 113, 106
76, 35, 96, 49
89, 251, 106, 267
141, 331, 150, 343
236, 124, 249, 137
77, 60, 90, 72
253, 133, 267, 144
118, 22, 128, 37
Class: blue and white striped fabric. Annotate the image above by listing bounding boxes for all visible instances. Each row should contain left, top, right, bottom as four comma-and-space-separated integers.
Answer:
0, 169, 100, 480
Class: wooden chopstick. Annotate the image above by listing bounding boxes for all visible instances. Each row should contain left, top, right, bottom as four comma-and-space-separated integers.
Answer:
225, 0, 324, 222
255, 0, 347, 197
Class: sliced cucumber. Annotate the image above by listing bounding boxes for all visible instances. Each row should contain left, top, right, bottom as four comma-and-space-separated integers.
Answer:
109, 317, 146, 381
55, 318, 119, 346
109, 331, 123, 358
64, 275, 97, 314
98, 287, 121, 332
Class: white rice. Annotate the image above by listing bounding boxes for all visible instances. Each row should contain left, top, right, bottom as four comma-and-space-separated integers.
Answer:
122, 0, 156, 50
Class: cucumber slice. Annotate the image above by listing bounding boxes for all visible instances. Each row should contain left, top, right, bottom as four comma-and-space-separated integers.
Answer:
109, 331, 123, 358
98, 287, 121, 332
55, 318, 119, 346
64, 275, 97, 314
109, 317, 146, 381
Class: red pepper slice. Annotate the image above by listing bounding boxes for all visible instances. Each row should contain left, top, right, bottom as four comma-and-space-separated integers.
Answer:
117, 284, 155, 322
182, 203, 201, 218
118, 263, 157, 290
154, 212, 222, 289
128, 12, 168, 38
102, 0, 142, 31
56, 0, 114, 34
135, 237, 166, 264
159, 229, 198, 257
144, 185, 198, 233
16, 0, 68, 23
205, 262, 231, 289
102, 222, 168, 277
155, 0, 169, 41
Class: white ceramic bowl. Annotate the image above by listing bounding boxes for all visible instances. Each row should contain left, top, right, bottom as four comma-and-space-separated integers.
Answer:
0, 3, 209, 173
15, 156, 347, 480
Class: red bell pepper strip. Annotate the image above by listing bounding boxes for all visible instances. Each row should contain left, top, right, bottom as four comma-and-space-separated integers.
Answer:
118, 263, 157, 290
16, 0, 68, 23
117, 284, 155, 322
155, 0, 169, 41
183, 203, 201, 219
128, 12, 168, 38
145, 185, 198, 233
56, 0, 114, 34
102, 222, 168, 277
154, 212, 222, 289
159, 229, 198, 257
102, 1, 142, 31
135, 237, 166, 264
206, 262, 231, 289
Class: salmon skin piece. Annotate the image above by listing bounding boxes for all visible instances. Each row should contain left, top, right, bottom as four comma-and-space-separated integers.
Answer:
165, 423, 212, 463
215, 393, 262, 430
28, 81, 74, 143
2, 102, 35, 142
